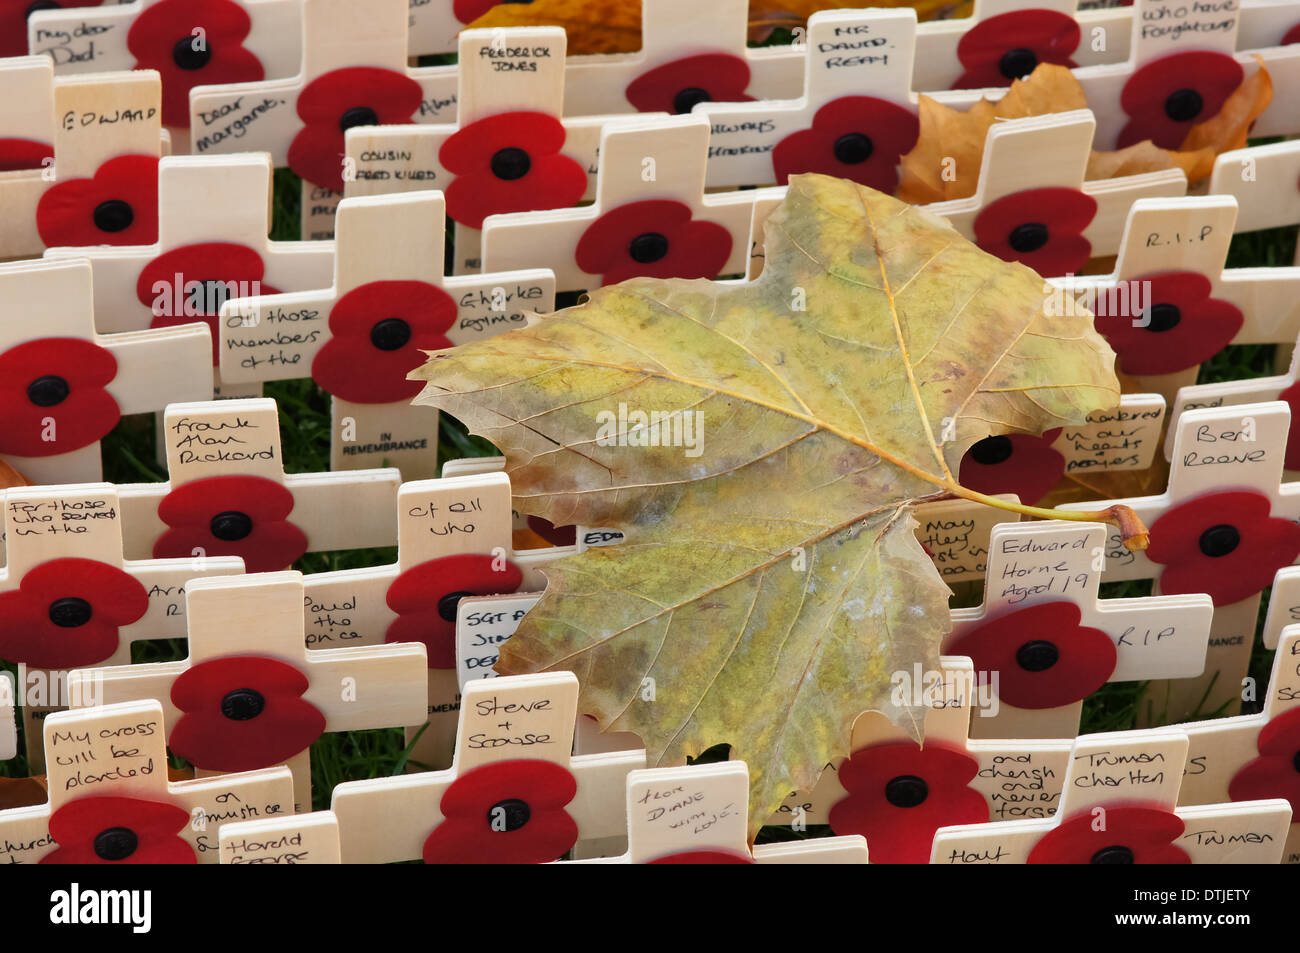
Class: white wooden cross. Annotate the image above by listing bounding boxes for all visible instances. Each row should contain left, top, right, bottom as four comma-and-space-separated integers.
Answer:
330, 671, 645, 863
694, 8, 920, 191
1058, 195, 1300, 404
0, 57, 164, 260
343, 27, 620, 274
913, 495, 1022, 585
931, 727, 1292, 863
113, 398, 401, 569
1207, 139, 1300, 244
1178, 627, 1300, 863
573, 761, 869, 864
0, 482, 243, 769
185, 0, 463, 238
922, 109, 1187, 276
765, 657, 1076, 861
67, 571, 428, 810
218, 189, 555, 479
946, 520, 1212, 740
0, 672, 15, 762
1057, 400, 1300, 723
0, 258, 211, 485
0, 698, 295, 864
218, 809, 341, 864
480, 114, 781, 293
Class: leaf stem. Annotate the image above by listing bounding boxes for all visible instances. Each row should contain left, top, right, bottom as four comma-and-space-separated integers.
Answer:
943, 483, 1150, 551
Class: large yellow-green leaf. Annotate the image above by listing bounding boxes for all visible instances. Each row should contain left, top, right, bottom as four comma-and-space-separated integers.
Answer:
412, 174, 1118, 840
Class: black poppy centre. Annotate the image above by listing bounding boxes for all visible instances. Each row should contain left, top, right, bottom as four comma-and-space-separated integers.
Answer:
490, 147, 532, 181
1090, 844, 1135, 864
999, 48, 1039, 81
1008, 222, 1050, 254
221, 688, 266, 721
338, 106, 380, 134
970, 435, 1014, 466
1143, 303, 1181, 333
370, 317, 412, 351
439, 589, 475, 623
1164, 88, 1204, 123
884, 774, 929, 808
210, 510, 254, 542
172, 35, 213, 71
25, 1, 62, 19
48, 596, 93, 628
186, 279, 238, 315
1198, 523, 1240, 558
673, 87, 712, 115
628, 232, 669, 264
26, 374, 70, 407
93, 826, 139, 861
93, 199, 135, 234
488, 797, 531, 832
1016, 639, 1060, 673
833, 132, 874, 166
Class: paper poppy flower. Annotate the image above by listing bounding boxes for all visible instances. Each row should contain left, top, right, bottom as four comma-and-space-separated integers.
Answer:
624, 53, 754, 114
1284, 23, 1300, 45
958, 429, 1064, 505
947, 602, 1117, 710
287, 66, 423, 192
827, 742, 987, 864
439, 111, 587, 229
36, 154, 159, 247
1092, 271, 1243, 376
952, 9, 1080, 90
126, 0, 264, 129
1277, 380, 1300, 471
41, 796, 195, 864
973, 187, 1096, 276
385, 553, 524, 669
1118, 51, 1244, 150
454, 0, 499, 23
574, 200, 733, 286
0, 337, 119, 458
422, 759, 579, 863
0, 558, 148, 669
311, 280, 457, 403
1028, 806, 1190, 864
0, 137, 51, 172
169, 655, 326, 772
0, 0, 103, 58
647, 850, 754, 864
1146, 491, 1300, 607
1227, 707, 1300, 811
771, 96, 919, 193
153, 475, 309, 572
135, 241, 280, 365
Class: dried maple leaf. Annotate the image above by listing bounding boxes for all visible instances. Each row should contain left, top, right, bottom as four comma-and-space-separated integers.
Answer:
412, 174, 1127, 838
0, 459, 30, 489
1180, 55, 1273, 155
466, 0, 643, 55
1085, 139, 1216, 184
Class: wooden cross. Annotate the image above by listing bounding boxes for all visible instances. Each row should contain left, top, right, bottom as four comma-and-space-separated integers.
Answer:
28, 0, 305, 138
0, 57, 163, 260
575, 761, 869, 864
695, 8, 920, 191
1178, 628, 1300, 864
0, 673, 15, 762
922, 109, 1187, 276
913, 495, 1021, 585
1, 481, 243, 769
1207, 138, 1300, 242
931, 727, 1293, 863
0, 698, 295, 864
219, 809, 341, 864
185, 0, 463, 238
481, 114, 781, 293
113, 398, 401, 569
329, 671, 645, 863
946, 519, 1212, 741
343, 26, 617, 274
765, 656, 1076, 862
1058, 195, 1300, 403
67, 571, 428, 810
218, 189, 555, 479
1057, 400, 1300, 723
0, 258, 211, 485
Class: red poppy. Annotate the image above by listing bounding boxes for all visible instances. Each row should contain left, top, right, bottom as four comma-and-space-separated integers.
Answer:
827, 742, 987, 864
311, 280, 456, 404
1028, 806, 1190, 864
1277, 380, 1300, 471
947, 601, 1117, 710
439, 111, 587, 229
422, 759, 579, 863
1227, 707, 1300, 811
1118, 51, 1244, 150
0, 337, 119, 458
958, 429, 1065, 505
526, 516, 576, 548
1146, 491, 1300, 607
153, 475, 309, 572
385, 553, 524, 669
0, 0, 103, 58
771, 96, 919, 194
1284, 24, 1300, 45
135, 241, 280, 365
973, 187, 1096, 276
169, 655, 326, 772
0, 138, 52, 172
624, 53, 754, 114
647, 850, 754, 864
0, 558, 148, 669
41, 795, 195, 864
287, 66, 423, 192
953, 9, 1080, 89
574, 200, 733, 287
454, 0, 499, 23
126, 0, 264, 129
1091, 271, 1242, 376
36, 154, 159, 248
